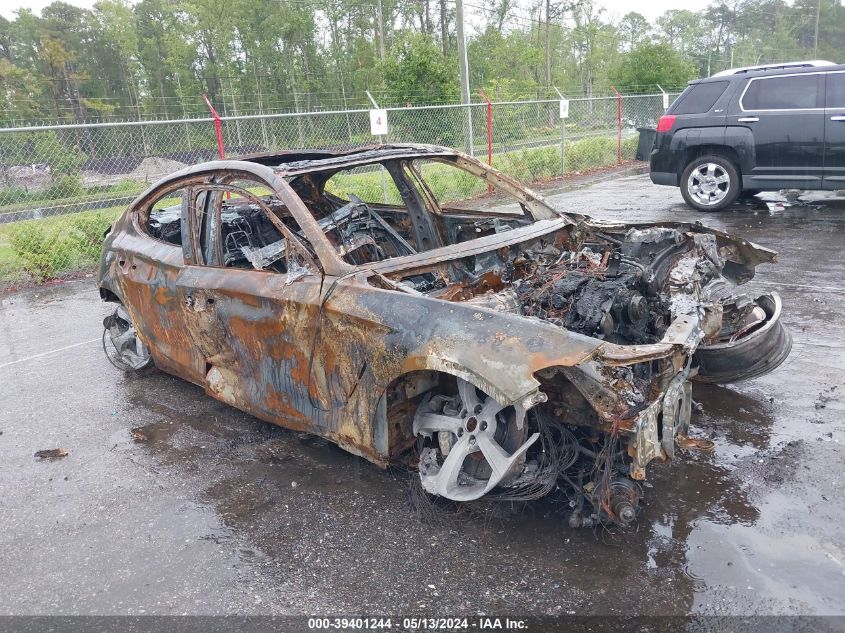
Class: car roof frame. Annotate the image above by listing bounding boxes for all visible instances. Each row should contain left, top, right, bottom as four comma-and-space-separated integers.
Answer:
130, 159, 357, 277
128, 144, 569, 279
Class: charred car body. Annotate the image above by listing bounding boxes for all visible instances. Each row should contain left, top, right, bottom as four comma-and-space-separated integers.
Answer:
98, 144, 791, 527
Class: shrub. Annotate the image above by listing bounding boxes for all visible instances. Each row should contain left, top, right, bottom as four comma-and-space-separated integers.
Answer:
0, 185, 28, 206
67, 213, 112, 262
622, 135, 639, 160
5, 208, 117, 281
8, 222, 68, 281
112, 179, 142, 193
565, 136, 617, 173
45, 175, 84, 200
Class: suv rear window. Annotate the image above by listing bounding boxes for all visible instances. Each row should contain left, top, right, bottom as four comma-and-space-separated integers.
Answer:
741, 75, 820, 110
672, 81, 729, 114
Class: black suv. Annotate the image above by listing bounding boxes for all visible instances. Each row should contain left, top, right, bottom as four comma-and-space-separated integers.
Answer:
650, 61, 845, 211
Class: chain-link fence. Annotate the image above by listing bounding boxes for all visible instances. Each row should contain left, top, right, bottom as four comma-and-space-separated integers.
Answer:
0, 93, 674, 292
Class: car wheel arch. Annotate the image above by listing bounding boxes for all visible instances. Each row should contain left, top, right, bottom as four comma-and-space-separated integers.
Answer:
374, 366, 541, 460
679, 144, 742, 181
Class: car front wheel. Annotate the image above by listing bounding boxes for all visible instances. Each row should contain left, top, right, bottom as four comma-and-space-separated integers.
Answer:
680, 155, 740, 211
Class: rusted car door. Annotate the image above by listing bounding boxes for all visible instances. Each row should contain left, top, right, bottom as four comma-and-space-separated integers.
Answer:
117, 183, 207, 384
174, 174, 334, 431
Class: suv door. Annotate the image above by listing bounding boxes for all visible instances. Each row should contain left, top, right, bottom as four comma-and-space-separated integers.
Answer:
727, 72, 826, 189
823, 70, 845, 189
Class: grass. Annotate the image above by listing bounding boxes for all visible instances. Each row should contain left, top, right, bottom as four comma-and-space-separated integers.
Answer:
0, 240, 21, 281
0, 204, 125, 286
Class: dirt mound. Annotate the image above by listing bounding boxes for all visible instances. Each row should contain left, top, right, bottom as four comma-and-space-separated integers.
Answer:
127, 157, 186, 183
5, 164, 52, 191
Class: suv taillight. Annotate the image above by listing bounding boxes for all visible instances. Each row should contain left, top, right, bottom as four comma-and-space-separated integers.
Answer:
656, 115, 677, 132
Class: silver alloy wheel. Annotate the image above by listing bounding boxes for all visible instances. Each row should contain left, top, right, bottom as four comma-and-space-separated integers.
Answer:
102, 305, 152, 371
687, 162, 731, 206
413, 378, 539, 501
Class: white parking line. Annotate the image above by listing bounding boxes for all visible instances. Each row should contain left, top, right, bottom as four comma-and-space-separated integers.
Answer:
0, 337, 100, 370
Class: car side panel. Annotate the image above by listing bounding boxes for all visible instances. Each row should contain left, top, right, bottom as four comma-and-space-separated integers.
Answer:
727, 74, 826, 189
173, 267, 380, 455
650, 85, 730, 184
824, 70, 845, 189
650, 126, 731, 184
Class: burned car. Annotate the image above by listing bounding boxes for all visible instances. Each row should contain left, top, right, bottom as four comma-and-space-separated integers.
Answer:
98, 144, 791, 527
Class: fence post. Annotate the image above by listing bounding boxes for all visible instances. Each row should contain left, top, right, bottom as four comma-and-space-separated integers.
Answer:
202, 93, 226, 159
478, 90, 493, 193
554, 87, 566, 178
612, 86, 622, 165
656, 84, 669, 113
366, 91, 390, 204
464, 104, 475, 157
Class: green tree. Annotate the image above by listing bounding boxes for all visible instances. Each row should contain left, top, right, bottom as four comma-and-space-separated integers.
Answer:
656, 10, 706, 73
1, 0, 845, 127
618, 12, 651, 51
611, 42, 696, 93
380, 33, 458, 105
469, 27, 543, 99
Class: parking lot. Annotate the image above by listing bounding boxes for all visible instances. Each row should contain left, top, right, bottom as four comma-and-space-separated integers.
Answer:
1, 172, 844, 616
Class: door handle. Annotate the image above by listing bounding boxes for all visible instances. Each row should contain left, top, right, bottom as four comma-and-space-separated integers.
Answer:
738, 117, 759, 123
831, 115, 845, 121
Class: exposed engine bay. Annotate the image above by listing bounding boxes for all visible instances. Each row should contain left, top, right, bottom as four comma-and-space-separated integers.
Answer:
381, 221, 790, 528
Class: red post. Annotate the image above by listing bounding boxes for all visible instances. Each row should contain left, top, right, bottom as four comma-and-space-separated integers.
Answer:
478, 89, 493, 193
612, 86, 622, 165
202, 93, 226, 159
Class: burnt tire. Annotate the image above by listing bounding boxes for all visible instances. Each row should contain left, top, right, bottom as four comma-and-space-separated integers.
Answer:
680, 155, 741, 212
693, 293, 792, 384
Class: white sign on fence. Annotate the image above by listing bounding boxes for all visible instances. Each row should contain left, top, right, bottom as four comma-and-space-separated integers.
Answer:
662, 93, 669, 110
370, 109, 388, 135
559, 99, 570, 119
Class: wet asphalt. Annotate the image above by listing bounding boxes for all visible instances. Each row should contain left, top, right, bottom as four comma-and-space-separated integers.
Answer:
1, 174, 844, 616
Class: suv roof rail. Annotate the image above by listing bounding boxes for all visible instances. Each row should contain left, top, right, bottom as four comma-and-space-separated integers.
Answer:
711, 60, 836, 77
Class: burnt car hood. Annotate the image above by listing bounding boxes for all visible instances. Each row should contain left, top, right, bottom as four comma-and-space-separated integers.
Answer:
363, 215, 776, 286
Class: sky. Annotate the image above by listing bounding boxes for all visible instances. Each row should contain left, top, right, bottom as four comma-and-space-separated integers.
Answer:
0, 0, 94, 19
599, 0, 711, 21
0, 0, 713, 24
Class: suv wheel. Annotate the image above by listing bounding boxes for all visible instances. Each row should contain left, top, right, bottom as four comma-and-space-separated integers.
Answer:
680, 155, 740, 211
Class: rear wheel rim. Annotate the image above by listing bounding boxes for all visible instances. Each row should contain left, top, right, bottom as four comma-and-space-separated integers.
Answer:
103, 306, 151, 371
687, 162, 730, 206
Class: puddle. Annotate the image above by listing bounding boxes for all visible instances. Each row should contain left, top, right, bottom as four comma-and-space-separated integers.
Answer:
688, 508, 845, 614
